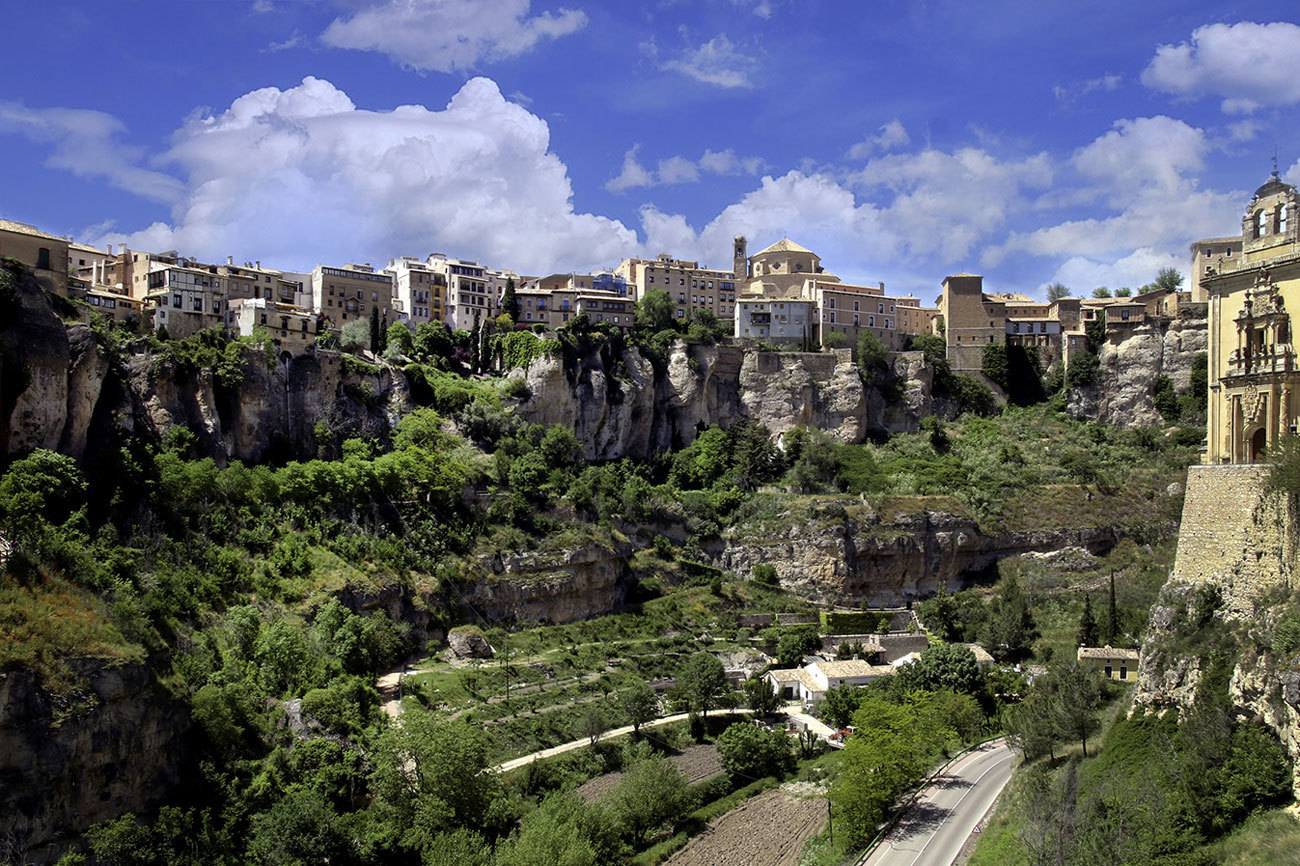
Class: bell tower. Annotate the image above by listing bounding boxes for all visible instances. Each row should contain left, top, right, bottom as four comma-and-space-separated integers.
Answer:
733, 236, 748, 283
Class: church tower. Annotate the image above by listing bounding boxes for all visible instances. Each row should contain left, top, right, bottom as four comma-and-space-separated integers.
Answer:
733, 236, 748, 283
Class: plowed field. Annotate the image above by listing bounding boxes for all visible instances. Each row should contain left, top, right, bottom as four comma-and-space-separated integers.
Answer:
576, 745, 722, 803
664, 786, 827, 866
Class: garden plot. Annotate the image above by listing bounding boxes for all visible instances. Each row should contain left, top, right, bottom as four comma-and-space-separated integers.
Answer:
664, 785, 827, 866
576, 745, 723, 802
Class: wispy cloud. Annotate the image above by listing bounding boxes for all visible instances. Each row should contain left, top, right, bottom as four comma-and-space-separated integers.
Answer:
606, 146, 764, 192
1052, 74, 1121, 103
654, 34, 757, 89
847, 120, 910, 160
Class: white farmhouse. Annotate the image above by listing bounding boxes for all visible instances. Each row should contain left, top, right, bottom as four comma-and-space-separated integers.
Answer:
764, 659, 892, 707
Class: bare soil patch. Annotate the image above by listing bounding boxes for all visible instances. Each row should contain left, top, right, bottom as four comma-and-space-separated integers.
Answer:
576, 745, 723, 803
663, 785, 827, 866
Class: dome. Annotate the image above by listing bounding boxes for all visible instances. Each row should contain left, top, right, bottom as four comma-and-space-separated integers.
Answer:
1253, 170, 1293, 200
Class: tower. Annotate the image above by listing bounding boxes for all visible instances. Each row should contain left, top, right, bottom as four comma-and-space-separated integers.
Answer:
733, 236, 748, 283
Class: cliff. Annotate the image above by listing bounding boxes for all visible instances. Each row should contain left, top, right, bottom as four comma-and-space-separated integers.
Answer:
0, 661, 190, 864
719, 497, 1123, 606
1134, 465, 1300, 793
1067, 314, 1207, 429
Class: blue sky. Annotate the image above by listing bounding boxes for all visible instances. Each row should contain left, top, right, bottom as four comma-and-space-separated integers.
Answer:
3, 1, 1299, 300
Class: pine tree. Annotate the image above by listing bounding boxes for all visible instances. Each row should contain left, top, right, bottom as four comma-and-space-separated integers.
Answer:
1076, 594, 1099, 647
501, 277, 519, 323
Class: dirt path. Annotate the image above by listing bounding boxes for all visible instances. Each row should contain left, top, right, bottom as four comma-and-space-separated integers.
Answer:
664, 785, 827, 866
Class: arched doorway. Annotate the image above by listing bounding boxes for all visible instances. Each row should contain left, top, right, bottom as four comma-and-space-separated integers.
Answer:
1250, 427, 1268, 463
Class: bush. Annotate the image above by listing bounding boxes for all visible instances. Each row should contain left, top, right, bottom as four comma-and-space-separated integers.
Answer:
716, 722, 795, 779
752, 564, 779, 587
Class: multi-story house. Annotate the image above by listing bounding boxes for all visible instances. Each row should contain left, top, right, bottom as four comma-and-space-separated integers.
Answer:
388, 256, 445, 329
427, 254, 495, 331
311, 262, 393, 330
232, 298, 319, 355
1190, 236, 1243, 303
145, 264, 227, 338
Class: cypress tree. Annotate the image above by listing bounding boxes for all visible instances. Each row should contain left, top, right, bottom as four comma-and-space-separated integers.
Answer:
1076, 594, 1099, 647
1102, 571, 1119, 645
470, 310, 481, 373
502, 277, 519, 323
369, 305, 380, 354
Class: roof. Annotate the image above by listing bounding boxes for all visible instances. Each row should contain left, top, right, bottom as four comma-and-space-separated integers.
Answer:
1191, 236, 1243, 248
1077, 645, 1140, 661
961, 643, 995, 664
754, 238, 815, 257
1253, 170, 1294, 200
766, 668, 822, 692
812, 659, 890, 678
0, 219, 65, 242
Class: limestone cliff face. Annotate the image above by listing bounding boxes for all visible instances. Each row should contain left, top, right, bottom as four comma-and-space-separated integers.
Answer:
1068, 315, 1207, 429
1134, 465, 1300, 793
467, 542, 637, 623
0, 662, 190, 864
719, 501, 1121, 607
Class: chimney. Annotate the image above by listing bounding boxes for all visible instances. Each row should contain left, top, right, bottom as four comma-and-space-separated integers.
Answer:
255, 260, 261, 269
227, 255, 234, 266
879, 281, 885, 292
106, 243, 113, 255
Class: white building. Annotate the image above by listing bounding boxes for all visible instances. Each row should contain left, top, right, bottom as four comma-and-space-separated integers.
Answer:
735, 299, 815, 343
427, 253, 498, 331
764, 658, 892, 706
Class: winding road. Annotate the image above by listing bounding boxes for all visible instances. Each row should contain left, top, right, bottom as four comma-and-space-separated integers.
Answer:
858, 739, 1015, 866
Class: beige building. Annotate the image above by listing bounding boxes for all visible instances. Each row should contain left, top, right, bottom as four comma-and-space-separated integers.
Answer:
936, 274, 1006, 370
388, 256, 445, 329
1191, 236, 1244, 303
1077, 645, 1139, 681
0, 219, 69, 296
145, 264, 228, 338
232, 298, 319, 355
1203, 170, 1300, 464
426, 254, 495, 331
311, 263, 393, 330
894, 297, 939, 338
615, 253, 739, 324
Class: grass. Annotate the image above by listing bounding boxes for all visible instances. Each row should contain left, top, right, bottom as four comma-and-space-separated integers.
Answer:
0, 574, 146, 694
1207, 806, 1300, 864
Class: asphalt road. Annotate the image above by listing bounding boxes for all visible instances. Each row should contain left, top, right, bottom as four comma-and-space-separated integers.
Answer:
859, 739, 1015, 866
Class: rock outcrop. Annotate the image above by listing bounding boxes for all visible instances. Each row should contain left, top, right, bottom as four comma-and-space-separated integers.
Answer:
0, 662, 190, 864
1134, 464, 1300, 793
1068, 314, 1207, 429
467, 542, 638, 623
719, 499, 1122, 606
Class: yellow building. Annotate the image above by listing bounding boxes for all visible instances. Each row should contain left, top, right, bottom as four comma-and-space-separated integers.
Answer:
1204, 170, 1300, 464
311, 263, 394, 330
1191, 236, 1243, 303
1077, 645, 1140, 681
616, 253, 740, 324
0, 219, 69, 296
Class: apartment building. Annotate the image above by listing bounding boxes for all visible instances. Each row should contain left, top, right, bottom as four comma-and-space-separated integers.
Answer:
894, 297, 938, 338
146, 264, 227, 338
735, 299, 815, 342
311, 263, 393, 329
615, 254, 738, 324
0, 219, 69, 296
427, 254, 495, 331
817, 280, 902, 349
388, 256, 445, 329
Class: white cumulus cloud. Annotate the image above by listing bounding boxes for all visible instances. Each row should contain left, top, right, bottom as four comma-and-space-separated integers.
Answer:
1142, 21, 1300, 113
322, 0, 587, 73
92, 76, 636, 273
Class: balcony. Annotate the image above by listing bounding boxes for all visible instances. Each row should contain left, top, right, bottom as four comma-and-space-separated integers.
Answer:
1225, 344, 1296, 379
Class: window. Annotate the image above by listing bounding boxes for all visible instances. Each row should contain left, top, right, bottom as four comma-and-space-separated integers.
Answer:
1119, 666, 1128, 681
1281, 204, 1290, 233
829, 312, 836, 323
1257, 209, 1268, 238
192, 297, 203, 311
679, 293, 686, 302
172, 295, 182, 309
677, 309, 684, 318
679, 278, 685, 285
648, 276, 654, 283
828, 298, 836, 309
1104, 665, 1112, 678
36, 247, 50, 270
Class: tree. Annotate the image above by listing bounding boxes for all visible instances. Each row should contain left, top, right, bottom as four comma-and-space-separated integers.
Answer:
1004, 691, 1062, 762
0, 449, 87, 537
820, 683, 865, 729
581, 707, 609, 746
620, 681, 658, 734
339, 318, 369, 353
1115, 287, 1132, 297
1051, 660, 1101, 756
1153, 267, 1184, 292
743, 675, 782, 718
386, 322, 413, 357
606, 756, 691, 845
470, 310, 482, 373
636, 288, 674, 332
857, 331, 889, 384
752, 564, 779, 587
896, 643, 986, 699
981, 343, 1009, 391
678, 652, 727, 720
1077, 594, 1099, 647
716, 721, 795, 779
1092, 286, 1112, 298
775, 627, 821, 668
822, 330, 847, 349
982, 572, 1038, 661
502, 277, 520, 323
1102, 571, 1118, 646
413, 321, 453, 362
1046, 282, 1071, 302
369, 305, 382, 354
